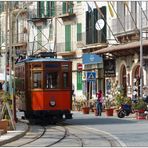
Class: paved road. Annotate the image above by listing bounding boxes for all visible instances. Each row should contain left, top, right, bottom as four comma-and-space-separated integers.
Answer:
66, 111, 148, 147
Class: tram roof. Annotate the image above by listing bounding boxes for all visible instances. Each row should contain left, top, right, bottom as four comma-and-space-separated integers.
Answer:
17, 57, 69, 64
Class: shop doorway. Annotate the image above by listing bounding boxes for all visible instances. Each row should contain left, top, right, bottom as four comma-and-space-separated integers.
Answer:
120, 65, 127, 96
132, 65, 140, 97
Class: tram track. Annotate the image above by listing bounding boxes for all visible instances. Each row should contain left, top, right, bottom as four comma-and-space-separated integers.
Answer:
2, 122, 124, 147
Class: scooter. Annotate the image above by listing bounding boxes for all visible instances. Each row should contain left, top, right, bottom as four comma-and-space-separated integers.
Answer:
117, 104, 132, 118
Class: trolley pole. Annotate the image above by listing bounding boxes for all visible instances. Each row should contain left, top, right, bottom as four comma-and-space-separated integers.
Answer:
139, 1, 143, 98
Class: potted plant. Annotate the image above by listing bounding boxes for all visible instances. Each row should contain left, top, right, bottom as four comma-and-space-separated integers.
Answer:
133, 99, 147, 119
0, 91, 11, 132
81, 101, 90, 114
104, 98, 115, 116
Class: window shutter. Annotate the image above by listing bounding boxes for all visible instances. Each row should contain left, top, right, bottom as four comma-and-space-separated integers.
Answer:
77, 23, 82, 41
40, 1, 44, 17
51, 1, 55, 16
100, 6, 106, 43
65, 25, 71, 51
62, 2, 67, 14
77, 72, 82, 90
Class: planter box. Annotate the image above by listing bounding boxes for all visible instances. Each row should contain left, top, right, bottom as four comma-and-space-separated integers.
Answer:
105, 108, 114, 116
82, 107, 90, 114
0, 120, 9, 134
135, 109, 146, 120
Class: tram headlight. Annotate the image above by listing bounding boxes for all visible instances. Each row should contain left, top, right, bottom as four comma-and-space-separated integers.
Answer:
50, 100, 56, 107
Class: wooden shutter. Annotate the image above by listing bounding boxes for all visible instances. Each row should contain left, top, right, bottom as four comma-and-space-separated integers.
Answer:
77, 23, 82, 41
100, 6, 106, 43
62, 2, 67, 14
65, 25, 71, 51
77, 72, 82, 90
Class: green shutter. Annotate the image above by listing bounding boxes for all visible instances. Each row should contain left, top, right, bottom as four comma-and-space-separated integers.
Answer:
77, 72, 82, 90
77, 23, 82, 41
46, 1, 55, 17
69, 2, 73, 14
62, 2, 67, 14
65, 25, 71, 51
46, 1, 50, 16
51, 1, 55, 16
40, 1, 44, 17
37, 2, 44, 17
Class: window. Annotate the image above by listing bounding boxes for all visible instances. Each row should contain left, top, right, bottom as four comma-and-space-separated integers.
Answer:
46, 72, 58, 88
77, 23, 82, 41
62, 2, 73, 14
33, 72, 41, 88
46, 1, 55, 17
77, 72, 82, 90
63, 72, 68, 88
65, 25, 71, 51
37, 1, 44, 18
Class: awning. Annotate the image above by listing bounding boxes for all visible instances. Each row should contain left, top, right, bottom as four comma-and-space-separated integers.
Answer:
57, 51, 76, 57
93, 40, 148, 56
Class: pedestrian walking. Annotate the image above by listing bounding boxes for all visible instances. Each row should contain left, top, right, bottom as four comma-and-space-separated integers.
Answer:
96, 90, 103, 116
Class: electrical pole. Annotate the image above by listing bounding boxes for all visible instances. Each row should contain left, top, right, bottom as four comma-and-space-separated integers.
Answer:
4, 2, 8, 91
54, 2, 57, 53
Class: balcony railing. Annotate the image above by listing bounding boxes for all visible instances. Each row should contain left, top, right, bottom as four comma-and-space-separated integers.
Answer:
28, 8, 55, 20
111, 9, 148, 36
12, 33, 27, 45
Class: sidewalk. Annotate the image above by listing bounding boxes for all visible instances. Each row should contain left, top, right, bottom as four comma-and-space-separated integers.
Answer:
0, 121, 29, 146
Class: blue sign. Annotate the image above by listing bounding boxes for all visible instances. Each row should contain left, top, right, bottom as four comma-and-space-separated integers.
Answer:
82, 53, 102, 65
86, 72, 96, 82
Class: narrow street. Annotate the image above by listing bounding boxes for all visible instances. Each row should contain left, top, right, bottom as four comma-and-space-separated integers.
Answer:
65, 111, 148, 147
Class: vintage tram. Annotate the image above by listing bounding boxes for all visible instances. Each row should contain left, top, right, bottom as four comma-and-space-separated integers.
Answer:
15, 52, 73, 123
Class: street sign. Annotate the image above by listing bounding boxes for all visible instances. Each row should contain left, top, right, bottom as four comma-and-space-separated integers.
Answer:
86, 72, 96, 82
77, 63, 83, 71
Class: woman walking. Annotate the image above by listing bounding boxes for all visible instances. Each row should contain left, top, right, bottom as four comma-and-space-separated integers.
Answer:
96, 90, 103, 116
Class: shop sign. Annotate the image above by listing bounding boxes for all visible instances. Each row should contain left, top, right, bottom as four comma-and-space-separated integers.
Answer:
104, 59, 116, 77
82, 53, 102, 65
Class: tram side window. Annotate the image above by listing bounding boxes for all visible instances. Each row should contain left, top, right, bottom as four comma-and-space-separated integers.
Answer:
46, 72, 58, 88
63, 72, 68, 88
33, 72, 41, 88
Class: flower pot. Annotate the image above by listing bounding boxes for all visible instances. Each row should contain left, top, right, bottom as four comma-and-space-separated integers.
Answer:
0, 120, 9, 134
105, 108, 114, 116
82, 107, 90, 114
135, 109, 146, 120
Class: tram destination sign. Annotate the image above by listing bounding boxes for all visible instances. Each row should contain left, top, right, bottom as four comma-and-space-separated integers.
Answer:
104, 59, 116, 77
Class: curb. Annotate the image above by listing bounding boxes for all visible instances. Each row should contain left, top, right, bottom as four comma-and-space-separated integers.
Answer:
0, 121, 29, 146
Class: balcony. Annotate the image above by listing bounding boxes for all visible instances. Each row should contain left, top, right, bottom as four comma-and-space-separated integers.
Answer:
12, 33, 27, 47
111, 9, 148, 38
28, 9, 53, 23
58, 2, 76, 21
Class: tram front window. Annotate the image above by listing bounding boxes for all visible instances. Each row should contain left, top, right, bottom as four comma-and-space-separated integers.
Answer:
33, 72, 41, 88
46, 72, 58, 88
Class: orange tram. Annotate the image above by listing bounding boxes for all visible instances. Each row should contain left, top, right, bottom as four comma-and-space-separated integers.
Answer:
15, 52, 73, 124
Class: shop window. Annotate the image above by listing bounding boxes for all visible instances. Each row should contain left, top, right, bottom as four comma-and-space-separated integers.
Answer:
33, 72, 41, 88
